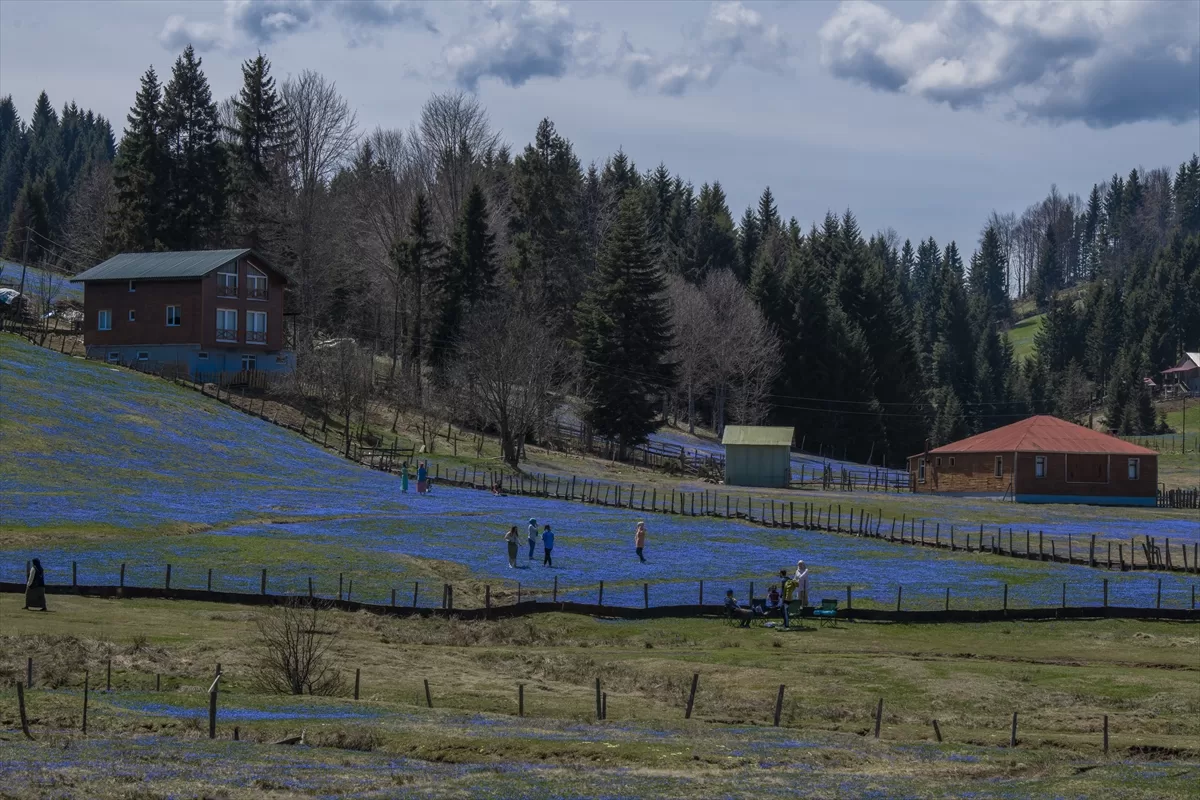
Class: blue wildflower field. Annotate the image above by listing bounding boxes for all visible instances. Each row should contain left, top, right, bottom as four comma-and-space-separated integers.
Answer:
2, 335, 1195, 611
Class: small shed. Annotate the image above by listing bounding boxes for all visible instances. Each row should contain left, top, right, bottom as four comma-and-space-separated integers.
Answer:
722, 426, 794, 488
1162, 352, 1200, 395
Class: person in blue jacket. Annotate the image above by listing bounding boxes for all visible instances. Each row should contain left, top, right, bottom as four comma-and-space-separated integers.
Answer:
542, 524, 555, 566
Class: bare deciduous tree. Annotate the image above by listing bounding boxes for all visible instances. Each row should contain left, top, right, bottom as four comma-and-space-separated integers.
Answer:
702, 269, 782, 430
63, 161, 116, 266
667, 275, 717, 434
252, 599, 345, 696
452, 301, 568, 467
416, 90, 501, 236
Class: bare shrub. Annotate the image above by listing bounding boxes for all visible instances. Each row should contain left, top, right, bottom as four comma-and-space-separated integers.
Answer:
251, 600, 345, 696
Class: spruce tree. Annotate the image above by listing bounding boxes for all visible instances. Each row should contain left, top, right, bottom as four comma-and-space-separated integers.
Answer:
1, 179, 49, 260
393, 193, 444, 393
160, 45, 224, 249
433, 184, 496, 367
577, 195, 674, 457
229, 53, 286, 249
736, 205, 759, 283
1031, 223, 1060, 308
757, 186, 779, 235
109, 67, 166, 251
686, 181, 737, 281
971, 225, 1010, 323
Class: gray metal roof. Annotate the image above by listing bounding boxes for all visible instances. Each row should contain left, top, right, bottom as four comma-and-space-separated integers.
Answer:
721, 426, 795, 447
70, 249, 251, 282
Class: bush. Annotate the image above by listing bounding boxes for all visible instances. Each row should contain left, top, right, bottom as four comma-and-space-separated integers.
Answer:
251, 599, 345, 696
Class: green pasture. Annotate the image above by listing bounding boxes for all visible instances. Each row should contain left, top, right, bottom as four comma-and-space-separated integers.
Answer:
1006, 313, 1045, 362
1, 595, 1197, 798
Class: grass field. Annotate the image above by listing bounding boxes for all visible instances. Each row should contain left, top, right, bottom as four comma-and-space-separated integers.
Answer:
1, 595, 1198, 798
1006, 313, 1045, 362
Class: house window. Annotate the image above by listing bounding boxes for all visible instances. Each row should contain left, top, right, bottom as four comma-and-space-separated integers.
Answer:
1035, 456, 1046, 478
128, 280, 136, 292
197, 351, 208, 360
106, 351, 120, 363
216, 308, 238, 342
98, 309, 112, 331
918, 458, 926, 483
994, 456, 1004, 478
948, 457, 955, 467
246, 310, 267, 344
935, 457, 941, 467
136, 351, 149, 361
247, 266, 268, 300
241, 354, 257, 372
166, 305, 181, 327
128, 309, 136, 322
217, 266, 238, 297
1128, 458, 1140, 480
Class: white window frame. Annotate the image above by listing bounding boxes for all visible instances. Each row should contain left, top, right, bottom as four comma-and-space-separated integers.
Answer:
1035, 456, 1046, 478
216, 308, 238, 342
128, 280, 136, 292
247, 266, 268, 300
246, 310, 267, 344
217, 266, 239, 297
106, 351, 120, 363
136, 351, 149, 361
166, 305, 181, 327
128, 309, 136, 322
98, 309, 112, 331
1127, 458, 1140, 481
241, 353, 257, 372
918, 458, 926, 484
994, 456, 1004, 478
197, 351, 209, 360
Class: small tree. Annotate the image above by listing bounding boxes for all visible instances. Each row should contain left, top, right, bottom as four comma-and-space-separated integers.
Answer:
453, 300, 567, 467
252, 599, 345, 696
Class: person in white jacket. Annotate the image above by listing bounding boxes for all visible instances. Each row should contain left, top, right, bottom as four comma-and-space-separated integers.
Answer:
793, 560, 810, 608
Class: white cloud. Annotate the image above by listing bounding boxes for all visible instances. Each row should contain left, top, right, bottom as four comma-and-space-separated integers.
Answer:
613, 1, 795, 95
440, 1, 599, 91
818, 0, 1200, 128
159, 0, 436, 52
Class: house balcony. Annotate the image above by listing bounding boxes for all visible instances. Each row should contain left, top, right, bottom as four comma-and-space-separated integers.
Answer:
217, 284, 239, 298
216, 328, 238, 342
246, 330, 267, 344
248, 287, 269, 300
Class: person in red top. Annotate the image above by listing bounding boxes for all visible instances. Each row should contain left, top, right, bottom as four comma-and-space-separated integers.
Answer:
634, 521, 647, 563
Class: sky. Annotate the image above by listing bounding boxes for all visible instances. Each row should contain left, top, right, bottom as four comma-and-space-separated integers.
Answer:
1, 0, 1198, 253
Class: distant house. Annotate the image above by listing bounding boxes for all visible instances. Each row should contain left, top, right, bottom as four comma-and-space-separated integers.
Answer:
907, 415, 1157, 507
722, 425, 794, 488
1162, 352, 1200, 395
70, 249, 292, 374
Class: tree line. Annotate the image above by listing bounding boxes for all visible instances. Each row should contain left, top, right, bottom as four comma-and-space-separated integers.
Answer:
2, 44, 1198, 466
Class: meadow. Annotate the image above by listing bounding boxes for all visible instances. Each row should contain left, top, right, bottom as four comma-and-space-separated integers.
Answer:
2, 334, 1197, 613
1, 595, 1198, 799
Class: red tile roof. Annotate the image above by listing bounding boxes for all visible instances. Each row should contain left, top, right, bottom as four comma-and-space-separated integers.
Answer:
913, 416, 1156, 457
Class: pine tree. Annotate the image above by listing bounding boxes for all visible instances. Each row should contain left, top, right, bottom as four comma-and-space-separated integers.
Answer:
1031, 223, 1061, 308
1, 179, 49, 260
757, 186, 779, 235
0, 97, 27, 242
736, 205, 759, 283
970, 225, 1011, 323
109, 67, 166, 251
433, 184, 496, 367
160, 45, 224, 249
686, 181, 737, 282
577, 195, 674, 457
229, 53, 286, 249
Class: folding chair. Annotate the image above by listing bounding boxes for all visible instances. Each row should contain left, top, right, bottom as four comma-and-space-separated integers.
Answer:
812, 598, 839, 628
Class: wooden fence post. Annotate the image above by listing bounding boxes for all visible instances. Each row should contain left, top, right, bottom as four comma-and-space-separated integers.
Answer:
553, 576, 558, 602
72, 561, 77, 586
773, 684, 785, 727
1103, 714, 1109, 756
106, 658, 111, 691
207, 568, 213, 592
598, 581, 604, 607
699, 580, 704, 606
896, 585, 902, 612
413, 581, 419, 607
354, 668, 360, 700
519, 683, 525, 717
17, 683, 32, 740
424, 679, 433, 708
1010, 712, 1018, 747
26, 657, 32, 688
932, 718, 942, 742
1103, 578, 1108, 608
165, 563, 171, 589
685, 673, 699, 719
1003, 583, 1008, 612
260, 568, 267, 595
847, 585, 852, 609
82, 670, 89, 734
643, 582, 649, 609
120, 562, 126, 588
873, 698, 883, 739
596, 678, 603, 720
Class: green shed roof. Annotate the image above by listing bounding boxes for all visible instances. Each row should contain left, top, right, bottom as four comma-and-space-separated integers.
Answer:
721, 426, 794, 447
70, 249, 266, 283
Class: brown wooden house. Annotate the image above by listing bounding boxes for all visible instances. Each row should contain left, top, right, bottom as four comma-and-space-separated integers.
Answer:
70, 249, 292, 375
907, 415, 1158, 507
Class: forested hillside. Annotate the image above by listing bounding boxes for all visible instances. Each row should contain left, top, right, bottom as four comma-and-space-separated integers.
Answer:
2, 45, 1198, 467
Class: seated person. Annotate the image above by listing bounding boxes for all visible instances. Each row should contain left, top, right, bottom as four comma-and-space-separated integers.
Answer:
767, 585, 781, 609
724, 589, 754, 627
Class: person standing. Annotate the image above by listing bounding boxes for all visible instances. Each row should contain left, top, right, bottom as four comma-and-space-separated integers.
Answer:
24, 558, 46, 611
793, 560, 810, 608
780, 569, 797, 628
400, 461, 409, 494
634, 521, 647, 563
416, 461, 428, 494
527, 518, 539, 561
542, 524, 555, 567
504, 526, 520, 568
